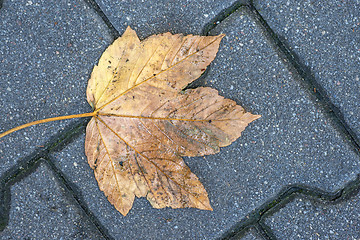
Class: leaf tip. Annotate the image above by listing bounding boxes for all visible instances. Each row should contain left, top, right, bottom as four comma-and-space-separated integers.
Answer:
196, 196, 213, 211
118, 208, 130, 217
253, 114, 261, 120
123, 26, 138, 39
125, 25, 133, 31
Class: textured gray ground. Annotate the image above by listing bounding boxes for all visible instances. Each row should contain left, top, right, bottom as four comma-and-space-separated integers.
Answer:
255, 0, 360, 139
241, 229, 262, 240
0, 0, 112, 176
266, 192, 360, 239
207, 7, 359, 194
0, 162, 103, 239
95, 0, 239, 38
0, 0, 359, 239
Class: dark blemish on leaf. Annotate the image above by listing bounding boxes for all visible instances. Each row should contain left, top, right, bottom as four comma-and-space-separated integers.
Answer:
168, 82, 176, 88
126, 59, 129, 62
201, 69, 205, 71
208, 120, 212, 123
139, 164, 147, 175
108, 60, 111, 64
119, 161, 124, 167
132, 95, 135, 99
153, 74, 156, 76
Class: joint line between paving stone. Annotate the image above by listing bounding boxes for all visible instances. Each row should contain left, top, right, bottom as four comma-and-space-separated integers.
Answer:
254, 223, 277, 240
247, 3, 360, 154
0, 118, 89, 232
44, 156, 114, 240
220, 174, 360, 239
204, 3, 360, 238
82, 0, 120, 39
2, 0, 358, 238
0, 154, 113, 238
0, 188, 10, 231
0, 156, 44, 231
202, 0, 251, 36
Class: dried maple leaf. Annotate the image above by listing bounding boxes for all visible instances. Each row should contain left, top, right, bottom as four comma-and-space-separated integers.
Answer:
84, 27, 260, 216
0, 26, 260, 216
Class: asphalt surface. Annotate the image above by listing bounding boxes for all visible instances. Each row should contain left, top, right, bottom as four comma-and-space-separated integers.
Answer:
0, 0, 359, 239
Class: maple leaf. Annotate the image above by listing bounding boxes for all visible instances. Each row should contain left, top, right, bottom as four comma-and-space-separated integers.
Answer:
0, 26, 260, 216
84, 27, 261, 216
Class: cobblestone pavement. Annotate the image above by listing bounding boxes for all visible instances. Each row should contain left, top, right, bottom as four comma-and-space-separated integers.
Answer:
0, 0, 359, 239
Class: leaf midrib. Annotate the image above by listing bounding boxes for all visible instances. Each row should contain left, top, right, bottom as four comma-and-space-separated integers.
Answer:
97, 113, 242, 122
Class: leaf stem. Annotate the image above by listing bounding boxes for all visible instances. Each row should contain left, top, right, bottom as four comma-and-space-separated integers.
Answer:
0, 112, 96, 139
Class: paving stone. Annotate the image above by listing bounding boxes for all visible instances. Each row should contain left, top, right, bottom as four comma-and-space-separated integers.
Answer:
50, 6, 360, 239
95, 0, 239, 38
206, 5, 360, 236
241, 233, 259, 240
0, 162, 104, 239
1, 0, 358, 239
52, 135, 243, 239
265, 192, 360, 239
255, 0, 360, 139
237, 228, 262, 240
206, 4, 359, 195
0, 0, 112, 176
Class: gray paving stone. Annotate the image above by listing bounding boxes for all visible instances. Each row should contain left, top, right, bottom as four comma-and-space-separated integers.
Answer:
0, 0, 112, 176
95, 0, 238, 38
238, 228, 262, 240
255, 0, 360, 139
0, 0, 358, 239
207, 5, 359, 196
265, 192, 360, 239
0, 162, 103, 239
241, 234, 259, 240
52, 135, 243, 239
50, 6, 360, 240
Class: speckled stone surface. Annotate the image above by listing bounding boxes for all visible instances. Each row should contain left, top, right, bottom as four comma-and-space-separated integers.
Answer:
49, 6, 360, 239
265, 193, 360, 239
0, 162, 103, 239
0, 0, 112, 176
255, 0, 360, 139
207, 6, 359, 194
51, 134, 246, 240
1, 1, 359, 239
94, 0, 239, 38
238, 228, 263, 240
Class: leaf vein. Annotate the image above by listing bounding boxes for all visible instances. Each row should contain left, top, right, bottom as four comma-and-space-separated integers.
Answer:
97, 117, 210, 208
96, 35, 224, 112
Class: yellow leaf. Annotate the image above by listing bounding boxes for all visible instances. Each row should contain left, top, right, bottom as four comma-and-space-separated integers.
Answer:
85, 26, 260, 216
